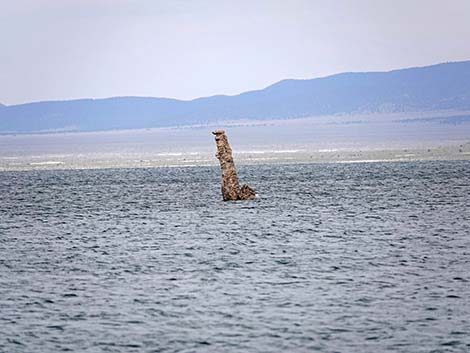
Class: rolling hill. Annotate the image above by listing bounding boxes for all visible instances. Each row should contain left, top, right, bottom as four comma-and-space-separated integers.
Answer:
1, 61, 470, 133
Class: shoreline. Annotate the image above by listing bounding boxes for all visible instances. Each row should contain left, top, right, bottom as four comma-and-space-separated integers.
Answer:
2, 113, 469, 172
2, 144, 469, 172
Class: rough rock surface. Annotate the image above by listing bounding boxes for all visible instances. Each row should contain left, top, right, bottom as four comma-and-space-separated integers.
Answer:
212, 130, 256, 201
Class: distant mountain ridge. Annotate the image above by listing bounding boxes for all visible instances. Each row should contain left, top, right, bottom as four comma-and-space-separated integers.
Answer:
1, 61, 470, 133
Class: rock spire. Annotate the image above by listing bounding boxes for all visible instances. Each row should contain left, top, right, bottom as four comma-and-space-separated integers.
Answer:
212, 130, 256, 201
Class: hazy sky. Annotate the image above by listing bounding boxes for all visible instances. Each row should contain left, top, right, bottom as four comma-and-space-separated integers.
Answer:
1, 0, 470, 105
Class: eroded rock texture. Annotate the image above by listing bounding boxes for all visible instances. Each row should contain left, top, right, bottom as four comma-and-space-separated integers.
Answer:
212, 130, 256, 201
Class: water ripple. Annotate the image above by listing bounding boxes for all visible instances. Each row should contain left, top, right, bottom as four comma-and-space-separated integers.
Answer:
1, 161, 469, 352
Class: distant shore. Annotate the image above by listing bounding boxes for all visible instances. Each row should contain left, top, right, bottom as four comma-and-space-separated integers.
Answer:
1, 113, 470, 171
1, 143, 469, 172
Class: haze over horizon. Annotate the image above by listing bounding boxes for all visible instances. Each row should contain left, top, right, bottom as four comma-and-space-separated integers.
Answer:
1, 0, 470, 105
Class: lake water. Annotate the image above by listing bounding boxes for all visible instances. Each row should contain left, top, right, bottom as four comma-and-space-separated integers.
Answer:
1, 161, 470, 352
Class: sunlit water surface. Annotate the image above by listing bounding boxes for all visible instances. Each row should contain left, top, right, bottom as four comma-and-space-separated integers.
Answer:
1, 161, 470, 352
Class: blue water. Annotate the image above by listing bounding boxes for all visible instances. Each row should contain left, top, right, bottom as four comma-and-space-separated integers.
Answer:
1, 161, 470, 352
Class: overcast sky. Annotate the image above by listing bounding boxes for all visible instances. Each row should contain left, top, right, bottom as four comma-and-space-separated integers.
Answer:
1, 0, 470, 105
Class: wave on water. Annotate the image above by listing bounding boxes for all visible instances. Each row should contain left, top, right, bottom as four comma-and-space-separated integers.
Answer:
28, 161, 65, 166
236, 149, 302, 154
1, 161, 469, 352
